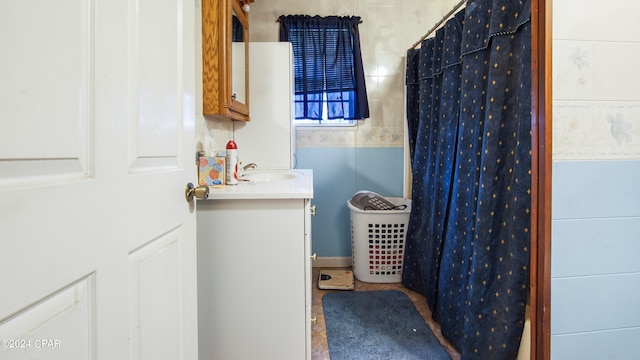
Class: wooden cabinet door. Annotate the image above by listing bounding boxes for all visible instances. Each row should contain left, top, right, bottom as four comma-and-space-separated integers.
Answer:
201, 0, 250, 121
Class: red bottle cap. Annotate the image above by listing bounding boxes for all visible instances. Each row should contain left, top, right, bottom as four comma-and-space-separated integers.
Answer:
226, 140, 237, 149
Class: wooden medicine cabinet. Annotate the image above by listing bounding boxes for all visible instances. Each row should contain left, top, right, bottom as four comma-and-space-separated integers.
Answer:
202, 0, 252, 121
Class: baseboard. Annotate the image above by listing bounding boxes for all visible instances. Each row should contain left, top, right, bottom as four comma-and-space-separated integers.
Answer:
313, 256, 352, 268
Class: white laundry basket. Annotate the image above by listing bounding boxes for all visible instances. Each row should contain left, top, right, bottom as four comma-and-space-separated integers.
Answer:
348, 196, 411, 283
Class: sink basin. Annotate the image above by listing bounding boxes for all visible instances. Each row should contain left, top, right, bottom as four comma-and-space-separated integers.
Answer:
204, 169, 312, 199
241, 170, 299, 182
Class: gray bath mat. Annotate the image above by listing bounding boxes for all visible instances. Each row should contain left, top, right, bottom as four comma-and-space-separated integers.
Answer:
322, 290, 450, 360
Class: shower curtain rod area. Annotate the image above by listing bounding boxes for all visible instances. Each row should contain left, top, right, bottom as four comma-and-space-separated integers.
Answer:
409, 0, 467, 50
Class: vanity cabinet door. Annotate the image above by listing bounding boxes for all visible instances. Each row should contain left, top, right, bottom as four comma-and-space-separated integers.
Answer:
202, 0, 250, 121
304, 199, 313, 360
197, 198, 310, 359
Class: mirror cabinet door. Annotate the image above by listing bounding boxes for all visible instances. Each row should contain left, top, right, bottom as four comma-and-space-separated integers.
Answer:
231, 9, 246, 105
202, 0, 250, 121
229, 0, 249, 120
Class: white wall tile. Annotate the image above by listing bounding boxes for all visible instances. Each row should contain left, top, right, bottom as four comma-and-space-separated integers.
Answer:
553, 40, 640, 102
554, 0, 640, 42
591, 41, 640, 101
553, 101, 640, 160
553, 40, 595, 101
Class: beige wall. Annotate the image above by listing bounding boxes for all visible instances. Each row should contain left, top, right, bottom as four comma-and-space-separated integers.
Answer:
195, 0, 461, 152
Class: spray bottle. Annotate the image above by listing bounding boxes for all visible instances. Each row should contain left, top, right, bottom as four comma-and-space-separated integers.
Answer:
225, 140, 238, 185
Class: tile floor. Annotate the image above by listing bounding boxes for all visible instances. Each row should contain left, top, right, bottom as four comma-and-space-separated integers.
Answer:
311, 267, 461, 360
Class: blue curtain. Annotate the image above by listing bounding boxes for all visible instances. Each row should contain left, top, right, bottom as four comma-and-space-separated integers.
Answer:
279, 15, 369, 120
403, 1, 531, 359
231, 15, 243, 42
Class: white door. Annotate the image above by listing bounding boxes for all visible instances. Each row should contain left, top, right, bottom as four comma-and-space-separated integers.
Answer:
0, 1, 198, 359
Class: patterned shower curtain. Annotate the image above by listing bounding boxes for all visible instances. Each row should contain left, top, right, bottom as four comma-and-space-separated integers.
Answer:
403, 1, 531, 359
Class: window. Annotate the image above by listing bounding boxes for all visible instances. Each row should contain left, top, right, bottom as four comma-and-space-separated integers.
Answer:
279, 15, 369, 126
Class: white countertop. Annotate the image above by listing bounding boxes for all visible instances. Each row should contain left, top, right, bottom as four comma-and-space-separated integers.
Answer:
202, 169, 313, 200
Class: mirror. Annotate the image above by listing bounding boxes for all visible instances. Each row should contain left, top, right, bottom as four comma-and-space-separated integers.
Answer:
231, 9, 247, 106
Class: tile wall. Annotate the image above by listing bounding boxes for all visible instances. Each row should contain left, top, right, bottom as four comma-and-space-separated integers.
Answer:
249, 0, 460, 149
552, 0, 640, 160
551, 0, 640, 358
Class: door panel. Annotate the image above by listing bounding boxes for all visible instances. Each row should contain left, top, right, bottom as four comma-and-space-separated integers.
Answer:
0, 276, 94, 359
0, 1, 197, 359
129, 230, 183, 359
129, 0, 182, 170
0, 0, 92, 184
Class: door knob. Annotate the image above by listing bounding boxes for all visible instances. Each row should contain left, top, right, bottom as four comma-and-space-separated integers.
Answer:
185, 183, 209, 203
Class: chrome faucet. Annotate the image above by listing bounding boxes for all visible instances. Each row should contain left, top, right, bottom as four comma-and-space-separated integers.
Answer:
237, 162, 257, 180
242, 163, 257, 171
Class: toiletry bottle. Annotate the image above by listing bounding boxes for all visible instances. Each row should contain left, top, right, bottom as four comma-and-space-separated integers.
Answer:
225, 140, 238, 185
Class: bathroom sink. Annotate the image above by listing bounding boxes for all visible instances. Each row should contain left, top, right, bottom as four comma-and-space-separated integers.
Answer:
204, 169, 313, 200
240, 170, 300, 182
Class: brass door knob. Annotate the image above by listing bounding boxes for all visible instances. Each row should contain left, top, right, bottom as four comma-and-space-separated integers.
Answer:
185, 183, 209, 203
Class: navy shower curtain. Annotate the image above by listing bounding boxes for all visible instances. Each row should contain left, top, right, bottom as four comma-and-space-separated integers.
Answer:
403, 1, 531, 359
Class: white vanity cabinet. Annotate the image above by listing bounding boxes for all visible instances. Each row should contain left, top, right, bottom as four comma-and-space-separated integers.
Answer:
196, 170, 313, 360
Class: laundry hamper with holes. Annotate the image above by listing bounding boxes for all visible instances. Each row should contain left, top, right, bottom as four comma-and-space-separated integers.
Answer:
348, 197, 411, 283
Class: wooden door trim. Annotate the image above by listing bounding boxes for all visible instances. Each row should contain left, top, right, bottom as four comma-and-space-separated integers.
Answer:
530, 0, 552, 358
